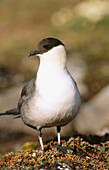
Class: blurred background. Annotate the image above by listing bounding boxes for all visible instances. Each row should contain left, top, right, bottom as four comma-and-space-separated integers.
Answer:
0, 0, 109, 154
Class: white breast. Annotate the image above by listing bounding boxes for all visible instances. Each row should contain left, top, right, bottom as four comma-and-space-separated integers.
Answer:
31, 65, 81, 126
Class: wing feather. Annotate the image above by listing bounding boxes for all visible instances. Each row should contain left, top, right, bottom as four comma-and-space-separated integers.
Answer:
18, 78, 36, 110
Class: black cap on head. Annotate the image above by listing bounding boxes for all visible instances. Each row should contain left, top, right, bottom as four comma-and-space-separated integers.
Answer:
29, 38, 64, 57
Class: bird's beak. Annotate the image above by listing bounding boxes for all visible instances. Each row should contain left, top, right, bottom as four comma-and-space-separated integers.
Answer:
28, 49, 39, 57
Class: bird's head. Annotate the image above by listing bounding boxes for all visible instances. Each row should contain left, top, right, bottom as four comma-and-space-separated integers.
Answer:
29, 38, 67, 66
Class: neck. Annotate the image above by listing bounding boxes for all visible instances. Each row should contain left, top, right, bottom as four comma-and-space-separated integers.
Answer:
36, 59, 67, 89
36, 45, 67, 87
37, 60, 65, 78
38, 45, 67, 67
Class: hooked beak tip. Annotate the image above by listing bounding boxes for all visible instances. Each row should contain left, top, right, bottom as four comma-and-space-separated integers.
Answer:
28, 54, 31, 57
28, 49, 39, 57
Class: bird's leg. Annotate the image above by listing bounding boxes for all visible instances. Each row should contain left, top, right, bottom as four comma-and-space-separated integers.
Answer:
37, 128, 44, 151
56, 126, 70, 153
57, 126, 61, 145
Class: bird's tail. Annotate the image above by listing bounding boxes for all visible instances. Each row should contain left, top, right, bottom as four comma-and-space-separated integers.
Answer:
0, 108, 20, 118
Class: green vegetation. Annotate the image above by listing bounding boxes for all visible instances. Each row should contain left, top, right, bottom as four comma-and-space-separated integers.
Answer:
0, 137, 109, 169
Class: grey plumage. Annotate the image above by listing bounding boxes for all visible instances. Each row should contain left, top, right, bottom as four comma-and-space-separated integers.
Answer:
18, 78, 36, 110
0, 78, 36, 119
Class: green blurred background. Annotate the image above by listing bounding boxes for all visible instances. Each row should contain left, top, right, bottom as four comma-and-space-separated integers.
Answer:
0, 0, 109, 100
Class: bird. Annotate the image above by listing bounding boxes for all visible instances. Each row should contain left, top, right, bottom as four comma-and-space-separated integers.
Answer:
0, 37, 81, 151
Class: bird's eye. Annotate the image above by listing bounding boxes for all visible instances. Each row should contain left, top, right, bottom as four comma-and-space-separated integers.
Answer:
44, 45, 52, 50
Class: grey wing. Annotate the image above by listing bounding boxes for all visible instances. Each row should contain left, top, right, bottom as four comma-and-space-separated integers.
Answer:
0, 79, 36, 118
18, 78, 36, 110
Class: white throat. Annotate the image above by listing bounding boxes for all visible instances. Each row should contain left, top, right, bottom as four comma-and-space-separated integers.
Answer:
35, 45, 67, 99
38, 45, 66, 67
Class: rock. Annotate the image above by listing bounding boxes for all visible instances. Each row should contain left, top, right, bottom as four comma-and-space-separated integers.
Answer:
67, 53, 88, 97
71, 85, 109, 136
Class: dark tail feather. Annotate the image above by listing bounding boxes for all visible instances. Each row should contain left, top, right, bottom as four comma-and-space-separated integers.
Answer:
13, 115, 21, 119
0, 108, 20, 117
